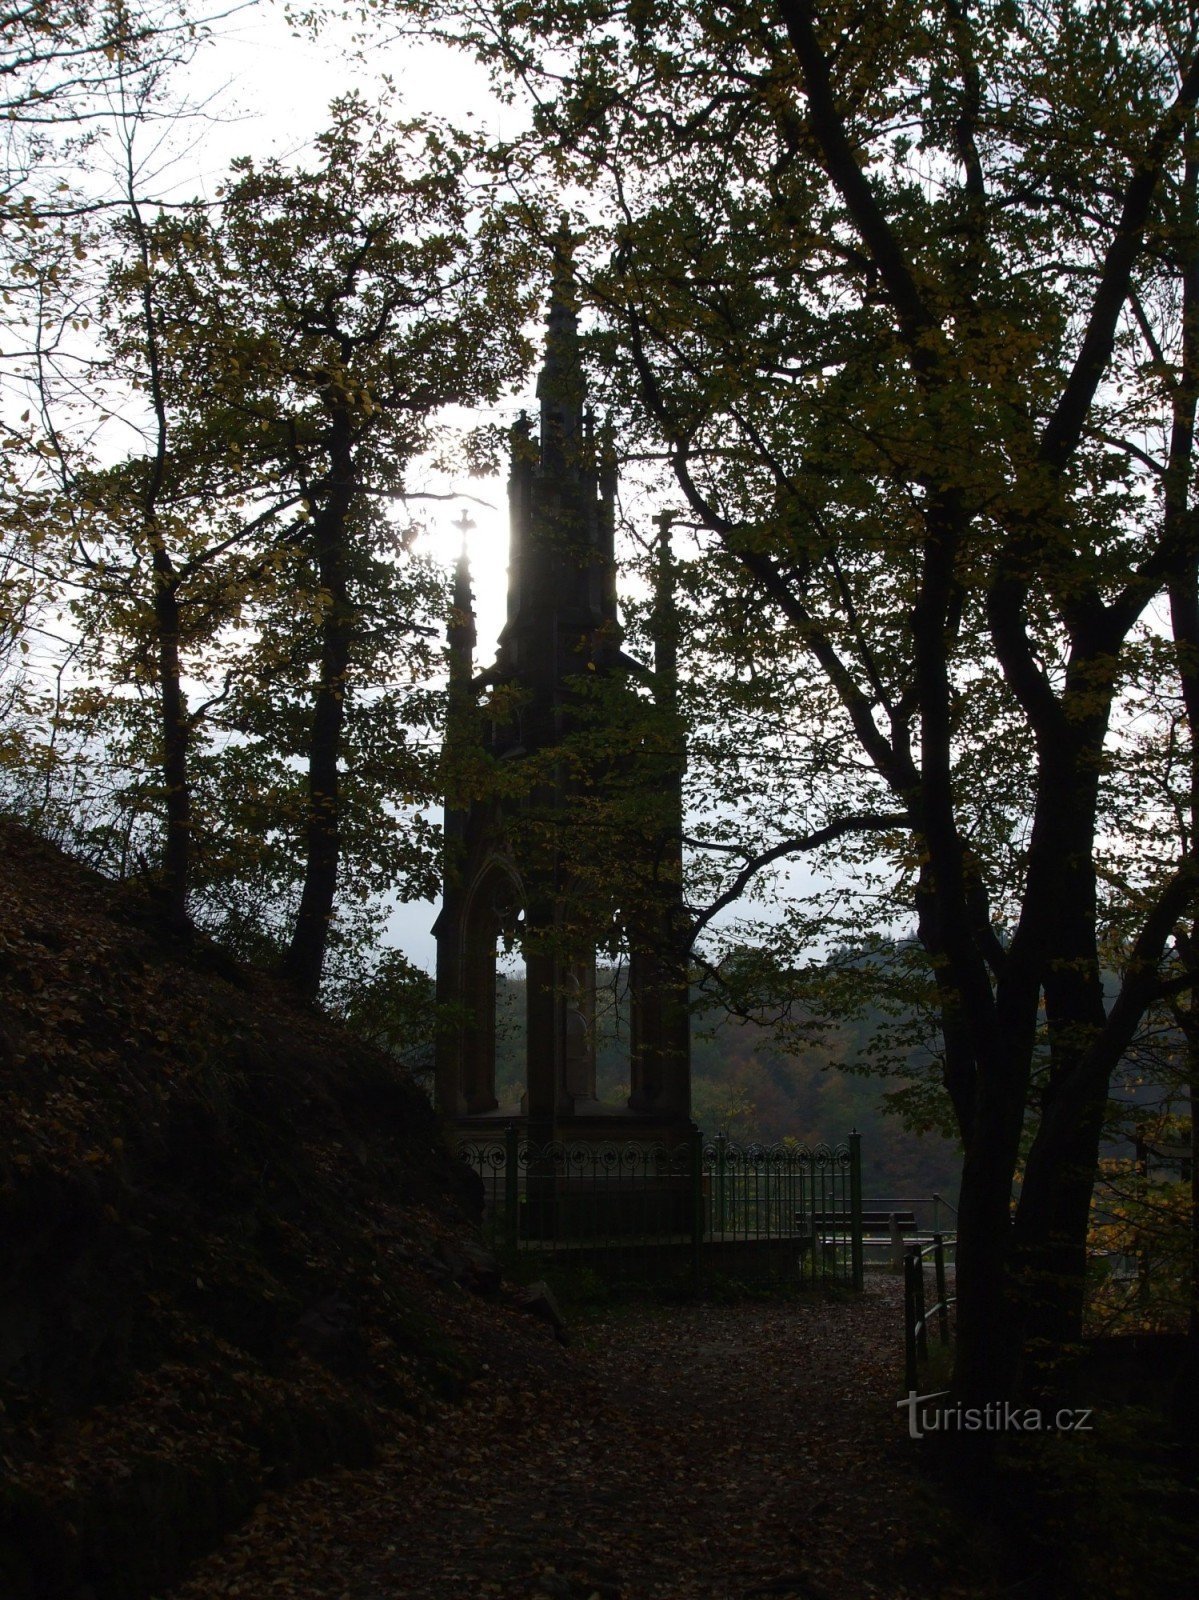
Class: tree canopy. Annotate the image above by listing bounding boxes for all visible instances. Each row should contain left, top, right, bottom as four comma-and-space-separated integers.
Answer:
1, 18, 538, 997
395, 0, 1199, 1412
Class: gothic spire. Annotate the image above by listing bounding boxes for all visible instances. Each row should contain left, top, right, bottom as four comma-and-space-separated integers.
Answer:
448, 509, 476, 687
536, 219, 584, 473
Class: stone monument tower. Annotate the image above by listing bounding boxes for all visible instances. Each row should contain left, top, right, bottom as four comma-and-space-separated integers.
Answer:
433, 243, 692, 1145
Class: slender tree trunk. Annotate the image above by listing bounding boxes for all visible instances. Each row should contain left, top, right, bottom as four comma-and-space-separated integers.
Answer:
127, 161, 192, 935
1162, 1059, 1199, 1439
1166, 143, 1199, 1437
152, 556, 191, 932
1165, 1011, 1199, 1435
281, 408, 355, 1002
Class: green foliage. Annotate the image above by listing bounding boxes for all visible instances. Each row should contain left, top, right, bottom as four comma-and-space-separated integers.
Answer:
0, 4, 206, 784
335, 947, 437, 1059
1089, 1016, 1195, 1334
4, 73, 538, 986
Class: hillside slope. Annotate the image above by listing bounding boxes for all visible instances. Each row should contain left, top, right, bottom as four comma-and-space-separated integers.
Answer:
0, 820, 559, 1600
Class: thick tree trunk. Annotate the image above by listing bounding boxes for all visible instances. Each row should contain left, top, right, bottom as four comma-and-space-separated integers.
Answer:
998, 682, 1111, 1365
1168, 1063, 1199, 1438
1192, 1073, 1199, 1347
1015, 940, 1110, 1356
952, 1140, 1024, 1407
1013, 1079, 1109, 1359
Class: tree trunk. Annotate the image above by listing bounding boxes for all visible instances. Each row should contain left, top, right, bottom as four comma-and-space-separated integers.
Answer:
947, 1024, 1031, 1416
1013, 1076, 1109, 1364
152, 556, 191, 934
1191, 1072, 1199, 1346
281, 410, 355, 1002
952, 1146, 1023, 1406
1170, 1065, 1199, 1438
281, 536, 352, 999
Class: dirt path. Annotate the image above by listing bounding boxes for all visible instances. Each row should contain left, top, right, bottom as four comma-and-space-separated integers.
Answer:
167, 1279, 960, 1600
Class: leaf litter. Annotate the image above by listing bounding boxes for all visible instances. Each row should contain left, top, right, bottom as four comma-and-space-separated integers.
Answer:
164, 1278, 980, 1600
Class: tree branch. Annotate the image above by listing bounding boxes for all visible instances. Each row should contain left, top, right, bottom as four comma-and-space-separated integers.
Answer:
1040, 50, 1199, 473
688, 811, 911, 942
775, 0, 939, 358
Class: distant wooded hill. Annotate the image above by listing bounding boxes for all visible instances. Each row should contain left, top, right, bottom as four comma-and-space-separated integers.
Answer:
492, 966, 961, 1202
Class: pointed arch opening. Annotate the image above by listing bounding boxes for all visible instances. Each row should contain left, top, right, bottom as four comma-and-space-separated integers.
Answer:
457, 861, 525, 1116
594, 953, 634, 1108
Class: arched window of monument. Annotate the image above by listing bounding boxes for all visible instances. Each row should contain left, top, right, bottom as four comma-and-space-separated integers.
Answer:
493, 890, 528, 1117
593, 954, 633, 1110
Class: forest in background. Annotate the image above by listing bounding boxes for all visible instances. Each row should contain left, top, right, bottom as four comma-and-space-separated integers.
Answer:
491, 956, 962, 1200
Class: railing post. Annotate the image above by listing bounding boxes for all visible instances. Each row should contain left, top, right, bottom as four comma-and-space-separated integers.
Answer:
915, 1249, 928, 1362
933, 1233, 950, 1346
504, 1121, 519, 1251
904, 1246, 920, 1393
715, 1130, 727, 1234
889, 1212, 906, 1273
690, 1127, 704, 1294
849, 1129, 864, 1291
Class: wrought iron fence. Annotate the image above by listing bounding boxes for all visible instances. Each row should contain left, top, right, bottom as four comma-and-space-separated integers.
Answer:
456, 1127, 864, 1289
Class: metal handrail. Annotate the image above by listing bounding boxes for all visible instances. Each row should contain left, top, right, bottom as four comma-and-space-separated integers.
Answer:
904, 1234, 957, 1391
914, 1232, 957, 1260
865, 1195, 951, 1204
858, 1193, 959, 1232
912, 1234, 957, 1339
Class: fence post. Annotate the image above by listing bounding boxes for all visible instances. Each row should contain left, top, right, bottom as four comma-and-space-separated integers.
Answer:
690, 1127, 704, 1294
800, 1150, 813, 1285
933, 1233, 950, 1346
504, 1121, 519, 1251
715, 1131, 727, 1234
848, 1128, 864, 1291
